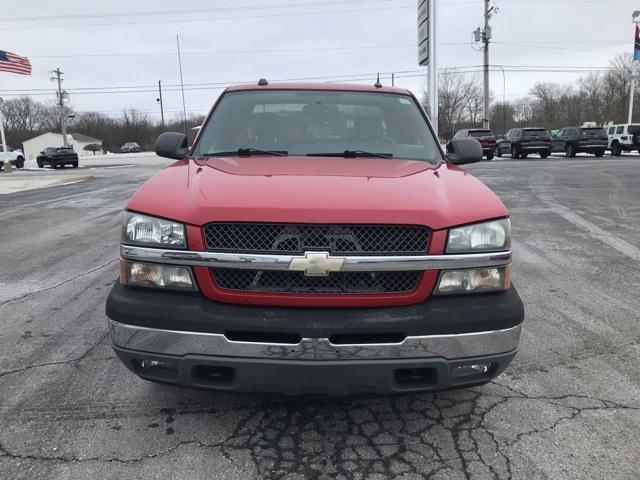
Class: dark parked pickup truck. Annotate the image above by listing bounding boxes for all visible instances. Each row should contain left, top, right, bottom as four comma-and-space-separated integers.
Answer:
106, 81, 524, 395
551, 126, 608, 157
37, 147, 79, 169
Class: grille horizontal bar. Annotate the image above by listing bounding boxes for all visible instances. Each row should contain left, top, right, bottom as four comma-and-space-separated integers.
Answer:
212, 269, 422, 295
203, 223, 430, 256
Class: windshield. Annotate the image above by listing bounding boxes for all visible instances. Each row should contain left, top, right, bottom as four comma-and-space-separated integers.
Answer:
523, 129, 549, 138
581, 128, 607, 136
469, 130, 493, 138
192, 90, 442, 163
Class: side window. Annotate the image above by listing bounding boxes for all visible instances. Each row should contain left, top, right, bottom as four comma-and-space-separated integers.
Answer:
616, 126, 624, 134
608, 126, 615, 135
568, 129, 577, 136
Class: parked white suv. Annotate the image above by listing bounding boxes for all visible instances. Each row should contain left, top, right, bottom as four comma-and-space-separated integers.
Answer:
605, 123, 640, 156
0, 145, 25, 169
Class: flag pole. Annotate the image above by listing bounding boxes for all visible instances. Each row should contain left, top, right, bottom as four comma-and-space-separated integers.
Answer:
0, 98, 11, 172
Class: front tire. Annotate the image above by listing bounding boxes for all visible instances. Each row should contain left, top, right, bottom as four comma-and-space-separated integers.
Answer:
520, 153, 528, 159
37, 160, 43, 168
540, 151, 550, 159
595, 150, 605, 157
72, 162, 78, 168
495, 147, 502, 158
566, 144, 576, 158
15, 157, 24, 169
485, 153, 494, 161
611, 142, 621, 156
51, 161, 58, 169
511, 145, 519, 159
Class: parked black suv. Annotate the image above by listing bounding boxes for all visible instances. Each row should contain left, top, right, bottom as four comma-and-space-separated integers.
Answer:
495, 128, 552, 159
551, 126, 607, 157
37, 147, 79, 169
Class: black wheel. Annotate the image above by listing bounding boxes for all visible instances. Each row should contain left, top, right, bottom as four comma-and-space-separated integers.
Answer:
511, 145, 519, 159
565, 144, 576, 158
520, 153, 528, 159
15, 157, 24, 169
485, 153, 494, 161
37, 160, 43, 168
540, 151, 550, 159
595, 150, 605, 157
51, 161, 58, 169
495, 146, 502, 158
611, 142, 621, 156
72, 162, 78, 168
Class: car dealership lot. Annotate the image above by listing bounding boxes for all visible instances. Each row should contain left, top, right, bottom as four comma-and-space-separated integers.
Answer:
0, 155, 638, 479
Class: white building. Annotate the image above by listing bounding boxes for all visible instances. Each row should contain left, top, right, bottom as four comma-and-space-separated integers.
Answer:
22, 132, 103, 161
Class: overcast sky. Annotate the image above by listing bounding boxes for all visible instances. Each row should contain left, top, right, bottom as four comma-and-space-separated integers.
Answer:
0, 0, 636, 121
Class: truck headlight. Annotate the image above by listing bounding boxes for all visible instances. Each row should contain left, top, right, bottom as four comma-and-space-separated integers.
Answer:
446, 219, 511, 253
435, 266, 510, 295
120, 260, 196, 290
122, 212, 186, 248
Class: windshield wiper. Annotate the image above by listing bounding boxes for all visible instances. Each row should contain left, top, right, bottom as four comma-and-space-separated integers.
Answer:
202, 148, 288, 157
306, 150, 393, 159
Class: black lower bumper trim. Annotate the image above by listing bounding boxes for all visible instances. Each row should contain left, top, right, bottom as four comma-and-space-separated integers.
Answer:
114, 345, 516, 396
106, 282, 524, 337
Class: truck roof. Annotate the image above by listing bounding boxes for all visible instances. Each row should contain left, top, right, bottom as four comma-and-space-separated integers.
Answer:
226, 81, 413, 95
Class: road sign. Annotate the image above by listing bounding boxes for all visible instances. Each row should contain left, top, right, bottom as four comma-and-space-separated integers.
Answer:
418, 0, 430, 66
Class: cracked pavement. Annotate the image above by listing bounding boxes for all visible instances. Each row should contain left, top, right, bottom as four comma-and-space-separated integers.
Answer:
1, 155, 639, 479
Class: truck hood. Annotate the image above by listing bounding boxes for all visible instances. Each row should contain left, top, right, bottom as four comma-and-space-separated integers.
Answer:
127, 156, 508, 230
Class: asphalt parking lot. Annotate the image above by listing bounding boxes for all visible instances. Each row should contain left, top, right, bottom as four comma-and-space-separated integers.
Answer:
1, 154, 639, 479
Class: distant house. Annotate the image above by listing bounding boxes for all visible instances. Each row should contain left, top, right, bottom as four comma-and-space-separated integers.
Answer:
22, 132, 103, 161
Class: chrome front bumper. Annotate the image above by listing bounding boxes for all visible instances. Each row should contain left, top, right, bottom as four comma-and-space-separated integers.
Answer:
108, 319, 521, 361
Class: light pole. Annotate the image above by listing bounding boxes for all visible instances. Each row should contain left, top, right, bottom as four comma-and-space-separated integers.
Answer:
494, 65, 507, 133
63, 114, 75, 147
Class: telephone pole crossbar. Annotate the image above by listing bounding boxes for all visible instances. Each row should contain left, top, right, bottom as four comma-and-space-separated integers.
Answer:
50, 68, 69, 147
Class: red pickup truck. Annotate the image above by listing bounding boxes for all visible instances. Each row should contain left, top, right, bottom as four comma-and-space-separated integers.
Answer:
106, 82, 524, 395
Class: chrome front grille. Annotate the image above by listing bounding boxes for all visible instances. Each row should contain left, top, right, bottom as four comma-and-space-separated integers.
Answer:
203, 223, 430, 256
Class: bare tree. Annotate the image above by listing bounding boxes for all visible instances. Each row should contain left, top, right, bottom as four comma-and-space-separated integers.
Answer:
424, 70, 484, 139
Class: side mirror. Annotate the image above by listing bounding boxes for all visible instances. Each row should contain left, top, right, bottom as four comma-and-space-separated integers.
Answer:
446, 138, 483, 165
155, 132, 188, 160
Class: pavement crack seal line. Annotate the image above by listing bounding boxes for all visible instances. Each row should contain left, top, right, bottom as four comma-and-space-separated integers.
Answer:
0, 438, 224, 465
0, 332, 110, 379
0, 258, 118, 308
538, 193, 640, 263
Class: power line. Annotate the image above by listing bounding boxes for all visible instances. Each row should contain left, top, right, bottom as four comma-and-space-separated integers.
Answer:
1, 0, 403, 22
0, 4, 414, 31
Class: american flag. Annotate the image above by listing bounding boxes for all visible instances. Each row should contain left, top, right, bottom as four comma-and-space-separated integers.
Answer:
0, 50, 32, 75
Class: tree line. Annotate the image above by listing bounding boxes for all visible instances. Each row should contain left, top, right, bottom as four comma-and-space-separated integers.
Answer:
1, 97, 205, 152
425, 53, 639, 140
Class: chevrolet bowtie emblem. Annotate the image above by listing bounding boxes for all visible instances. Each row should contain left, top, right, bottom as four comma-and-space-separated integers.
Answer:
288, 251, 346, 277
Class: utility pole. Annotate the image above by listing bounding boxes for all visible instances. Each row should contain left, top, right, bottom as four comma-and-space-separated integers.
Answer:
475, 2, 497, 129
483, 0, 490, 129
50, 68, 69, 147
157, 80, 165, 130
